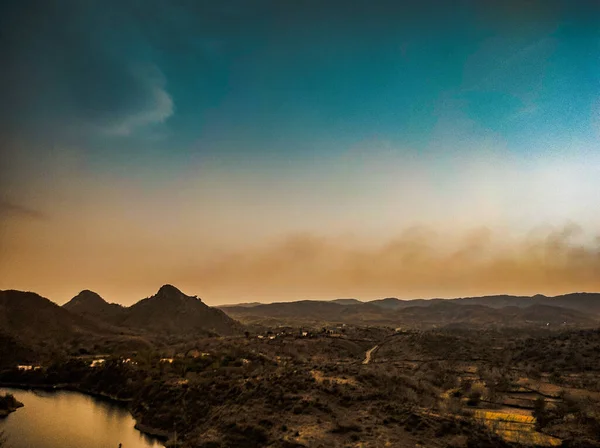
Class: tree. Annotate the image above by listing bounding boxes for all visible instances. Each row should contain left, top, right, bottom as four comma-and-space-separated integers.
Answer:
533, 397, 550, 430
467, 390, 482, 407
533, 397, 546, 416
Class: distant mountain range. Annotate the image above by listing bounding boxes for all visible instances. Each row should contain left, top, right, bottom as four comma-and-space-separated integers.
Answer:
2, 287, 599, 361
219, 293, 600, 328
368, 293, 600, 314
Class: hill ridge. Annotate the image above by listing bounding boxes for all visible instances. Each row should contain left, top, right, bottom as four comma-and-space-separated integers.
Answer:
220, 292, 600, 328
63, 284, 241, 336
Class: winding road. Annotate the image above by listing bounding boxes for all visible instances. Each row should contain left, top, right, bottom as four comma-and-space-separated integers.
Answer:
362, 345, 379, 364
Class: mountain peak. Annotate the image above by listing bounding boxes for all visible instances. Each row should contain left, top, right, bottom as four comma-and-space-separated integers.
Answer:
157, 284, 184, 297
63, 290, 124, 318
76, 290, 105, 301
66, 290, 106, 307
154, 284, 202, 303
125, 286, 237, 335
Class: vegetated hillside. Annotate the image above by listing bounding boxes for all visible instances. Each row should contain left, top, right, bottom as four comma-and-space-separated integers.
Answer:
331, 298, 363, 306
63, 289, 126, 321
510, 328, 600, 372
0, 290, 158, 363
0, 332, 38, 368
219, 302, 263, 308
507, 304, 597, 325
0, 290, 105, 343
369, 293, 600, 315
0, 289, 137, 364
63, 285, 244, 336
221, 300, 392, 326
222, 298, 598, 329
121, 285, 243, 336
454, 293, 600, 314
393, 302, 597, 329
369, 297, 443, 309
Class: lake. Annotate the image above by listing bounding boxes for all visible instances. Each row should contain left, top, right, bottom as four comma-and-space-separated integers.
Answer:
0, 388, 164, 448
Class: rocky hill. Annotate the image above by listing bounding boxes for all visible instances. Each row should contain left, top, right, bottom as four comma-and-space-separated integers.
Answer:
62, 285, 243, 336
120, 285, 243, 336
0, 290, 105, 343
63, 290, 126, 321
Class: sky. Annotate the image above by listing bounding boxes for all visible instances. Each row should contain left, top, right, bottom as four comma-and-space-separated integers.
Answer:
1, 0, 599, 305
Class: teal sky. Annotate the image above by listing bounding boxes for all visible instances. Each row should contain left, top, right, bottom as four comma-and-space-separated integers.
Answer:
1, 1, 600, 304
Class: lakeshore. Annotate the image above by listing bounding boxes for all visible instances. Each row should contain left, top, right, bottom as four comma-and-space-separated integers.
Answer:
0, 383, 167, 444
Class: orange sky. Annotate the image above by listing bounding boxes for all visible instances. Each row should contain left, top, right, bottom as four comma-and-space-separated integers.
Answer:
2, 146, 600, 306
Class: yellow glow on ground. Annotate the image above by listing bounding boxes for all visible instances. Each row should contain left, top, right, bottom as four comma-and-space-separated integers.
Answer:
474, 410, 561, 446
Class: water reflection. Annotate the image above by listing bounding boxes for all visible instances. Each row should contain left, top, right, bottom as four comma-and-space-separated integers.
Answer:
0, 388, 163, 448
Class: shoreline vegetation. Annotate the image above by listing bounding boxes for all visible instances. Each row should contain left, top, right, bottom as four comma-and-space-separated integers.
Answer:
0, 392, 24, 417
0, 382, 132, 403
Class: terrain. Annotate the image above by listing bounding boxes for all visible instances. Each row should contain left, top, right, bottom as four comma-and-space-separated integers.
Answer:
369, 293, 600, 314
0, 289, 125, 367
63, 290, 126, 321
64, 285, 242, 336
1, 287, 600, 447
221, 294, 600, 329
0, 393, 23, 417
0, 285, 241, 368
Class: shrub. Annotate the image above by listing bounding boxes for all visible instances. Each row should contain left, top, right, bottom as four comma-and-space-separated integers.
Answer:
467, 391, 482, 407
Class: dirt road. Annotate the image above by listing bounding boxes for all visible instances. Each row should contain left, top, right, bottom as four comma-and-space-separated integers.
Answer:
362, 345, 378, 364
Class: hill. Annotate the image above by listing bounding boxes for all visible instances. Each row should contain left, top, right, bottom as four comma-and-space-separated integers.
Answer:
220, 300, 390, 326
0, 289, 105, 343
62, 285, 244, 336
369, 293, 600, 314
0, 289, 130, 364
0, 286, 242, 365
369, 297, 442, 309
120, 285, 242, 336
219, 302, 262, 308
221, 297, 598, 329
332, 298, 363, 305
392, 302, 597, 329
63, 290, 126, 321
0, 332, 38, 368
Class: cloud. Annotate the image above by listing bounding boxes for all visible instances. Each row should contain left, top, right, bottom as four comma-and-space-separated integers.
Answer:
0, 200, 46, 220
0, 0, 174, 142
101, 66, 174, 136
183, 225, 600, 301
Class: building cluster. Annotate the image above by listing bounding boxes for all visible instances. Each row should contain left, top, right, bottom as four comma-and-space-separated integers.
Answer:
251, 325, 348, 341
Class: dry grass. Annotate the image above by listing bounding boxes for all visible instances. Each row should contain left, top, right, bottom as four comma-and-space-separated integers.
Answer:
310, 370, 358, 386
474, 409, 561, 446
516, 377, 600, 400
